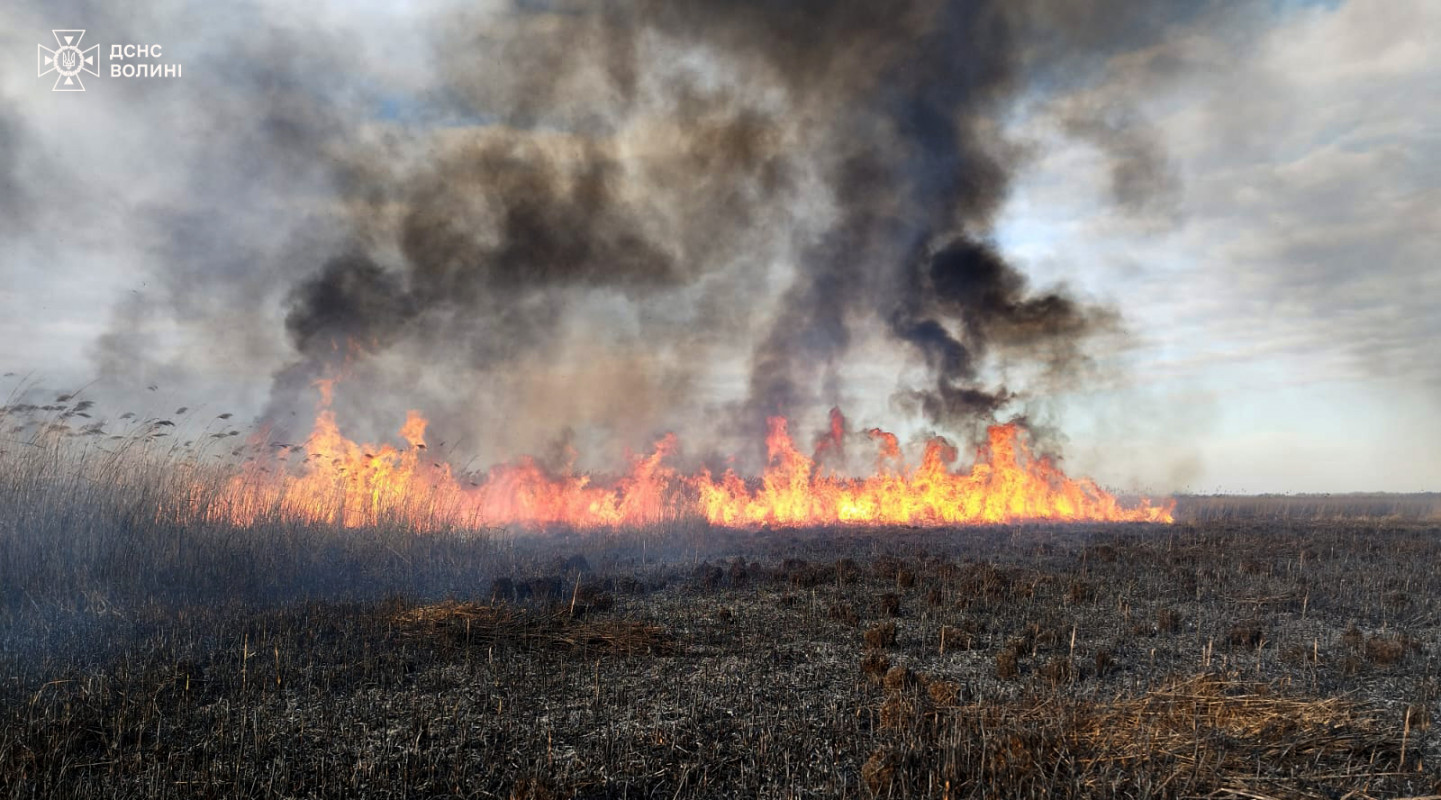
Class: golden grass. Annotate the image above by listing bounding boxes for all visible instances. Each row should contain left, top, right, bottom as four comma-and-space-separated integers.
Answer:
1080, 674, 1383, 768
917, 672, 1411, 798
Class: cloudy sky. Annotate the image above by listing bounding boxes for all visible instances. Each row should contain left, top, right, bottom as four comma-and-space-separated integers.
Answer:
0, 0, 1436, 493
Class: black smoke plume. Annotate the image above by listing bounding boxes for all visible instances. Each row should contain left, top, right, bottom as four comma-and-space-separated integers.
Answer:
68, 0, 1186, 467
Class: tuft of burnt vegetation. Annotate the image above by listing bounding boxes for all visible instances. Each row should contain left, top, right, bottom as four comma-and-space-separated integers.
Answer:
864, 621, 899, 650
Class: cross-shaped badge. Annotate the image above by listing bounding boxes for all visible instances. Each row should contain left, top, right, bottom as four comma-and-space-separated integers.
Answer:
38, 30, 99, 92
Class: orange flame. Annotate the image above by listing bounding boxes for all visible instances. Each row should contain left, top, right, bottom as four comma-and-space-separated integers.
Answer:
694, 417, 1170, 525
208, 395, 1172, 530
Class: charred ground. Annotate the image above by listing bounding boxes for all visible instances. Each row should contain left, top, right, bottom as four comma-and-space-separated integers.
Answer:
3, 506, 1440, 799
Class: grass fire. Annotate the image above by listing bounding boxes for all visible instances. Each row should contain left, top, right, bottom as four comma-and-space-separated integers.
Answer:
1, 393, 1436, 798
2, 0, 1438, 797
208, 383, 1173, 532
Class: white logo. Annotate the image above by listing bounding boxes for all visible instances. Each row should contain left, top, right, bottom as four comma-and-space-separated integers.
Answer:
38, 30, 99, 92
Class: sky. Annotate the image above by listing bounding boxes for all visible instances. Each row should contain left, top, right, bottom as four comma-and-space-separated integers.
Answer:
0, 0, 1437, 494
995, 0, 1441, 492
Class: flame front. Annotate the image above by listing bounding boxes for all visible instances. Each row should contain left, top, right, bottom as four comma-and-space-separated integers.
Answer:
692, 417, 1170, 526
209, 394, 1172, 530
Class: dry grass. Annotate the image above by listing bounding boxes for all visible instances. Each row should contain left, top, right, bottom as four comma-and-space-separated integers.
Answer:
864, 621, 898, 650
996, 646, 1021, 680
391, 600, 677, 656
1365, 633, 1422, 666
890, 672, 1414, 798
1179, 493, 1441, 522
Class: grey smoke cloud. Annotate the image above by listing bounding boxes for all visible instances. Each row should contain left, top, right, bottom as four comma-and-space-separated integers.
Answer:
0, 0, 1200, 473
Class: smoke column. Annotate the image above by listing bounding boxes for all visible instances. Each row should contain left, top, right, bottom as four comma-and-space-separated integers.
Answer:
44, 0, 1189, 471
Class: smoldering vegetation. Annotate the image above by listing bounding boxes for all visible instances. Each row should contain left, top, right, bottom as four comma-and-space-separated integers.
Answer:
3, 401, 1440, 798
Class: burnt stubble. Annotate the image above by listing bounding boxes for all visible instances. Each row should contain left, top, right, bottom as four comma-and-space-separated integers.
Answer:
3, 510, 1440, 798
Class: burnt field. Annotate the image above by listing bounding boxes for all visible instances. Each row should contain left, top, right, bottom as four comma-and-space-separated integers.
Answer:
4, 505, 1441, 799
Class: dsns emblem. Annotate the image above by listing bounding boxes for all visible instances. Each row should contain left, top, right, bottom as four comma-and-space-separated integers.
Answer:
38, 30, 99, 92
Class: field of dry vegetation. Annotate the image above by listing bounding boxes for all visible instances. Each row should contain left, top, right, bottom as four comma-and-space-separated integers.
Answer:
2, 402, 1439, 798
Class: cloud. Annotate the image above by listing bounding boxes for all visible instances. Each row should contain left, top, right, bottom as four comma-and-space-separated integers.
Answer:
996, 0, 1441, 490
1015, 0, 1439, 382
